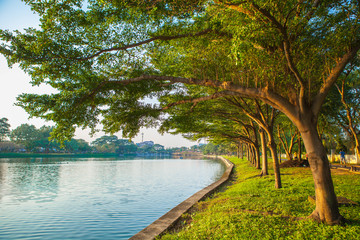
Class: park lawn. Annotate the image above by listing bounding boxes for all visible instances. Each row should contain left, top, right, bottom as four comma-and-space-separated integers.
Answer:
159, 157, 360, 240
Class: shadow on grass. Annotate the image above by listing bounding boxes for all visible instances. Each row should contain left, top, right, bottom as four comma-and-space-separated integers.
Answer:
347, 219, 360, 226
245, 174, 263, 180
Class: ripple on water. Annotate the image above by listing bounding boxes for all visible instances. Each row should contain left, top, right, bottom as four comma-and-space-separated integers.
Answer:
0, 158, 225, 239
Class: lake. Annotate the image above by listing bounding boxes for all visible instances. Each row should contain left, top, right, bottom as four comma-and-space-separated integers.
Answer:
0, 157, 225, 239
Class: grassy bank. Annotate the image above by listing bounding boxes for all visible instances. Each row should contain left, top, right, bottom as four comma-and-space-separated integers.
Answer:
160, 157, 360, 239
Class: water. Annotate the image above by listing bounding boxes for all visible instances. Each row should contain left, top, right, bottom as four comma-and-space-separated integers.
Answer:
0, 157, 225, 239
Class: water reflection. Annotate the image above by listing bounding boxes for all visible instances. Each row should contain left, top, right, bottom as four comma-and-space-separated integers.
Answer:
0, 159, 61, 203
0, 158, 225, 240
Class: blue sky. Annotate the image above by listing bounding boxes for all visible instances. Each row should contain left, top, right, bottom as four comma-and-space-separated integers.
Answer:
0, 0, 197, 147
0, 0, 39, 30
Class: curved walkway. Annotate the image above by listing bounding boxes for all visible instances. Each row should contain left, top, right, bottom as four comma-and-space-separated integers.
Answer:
330, 164, 360, 174
129, 156, 234, 240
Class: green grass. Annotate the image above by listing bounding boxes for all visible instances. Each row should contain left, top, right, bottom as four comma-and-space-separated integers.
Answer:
160, 157, 360, 240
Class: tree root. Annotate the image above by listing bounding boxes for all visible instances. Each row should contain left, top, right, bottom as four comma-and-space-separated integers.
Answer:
308, 210, 347, 225
259, 170, 268, 177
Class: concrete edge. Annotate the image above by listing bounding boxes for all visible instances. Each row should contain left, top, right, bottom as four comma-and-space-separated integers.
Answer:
129, 156, 234, 240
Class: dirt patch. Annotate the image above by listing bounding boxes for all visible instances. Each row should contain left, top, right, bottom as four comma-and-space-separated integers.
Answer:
280, 160, 309, 168
330, 168, 354, 175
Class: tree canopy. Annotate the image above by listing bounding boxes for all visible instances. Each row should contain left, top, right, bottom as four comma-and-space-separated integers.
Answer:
2, 0, 357, 140
1, 0, 360, 225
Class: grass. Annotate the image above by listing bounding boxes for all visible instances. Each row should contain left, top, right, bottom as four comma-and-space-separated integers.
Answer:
159, 157, 360, 240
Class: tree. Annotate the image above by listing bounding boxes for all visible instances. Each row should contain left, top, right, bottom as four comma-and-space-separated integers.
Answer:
35, 125, 63, 152
160, 96, 265, 171
334, 71, 360, 158
91, 135, 120, 153
276, 116, 298, 161
117, 139, 137, 154
10, 124, 40, 151
1, 0, 359, 224
0, 118, 11, 141
65, 139, 92, 153
223, 98, 282, 187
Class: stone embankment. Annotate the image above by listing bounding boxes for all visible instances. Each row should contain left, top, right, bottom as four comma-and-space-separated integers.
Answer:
129, 156, 233, 240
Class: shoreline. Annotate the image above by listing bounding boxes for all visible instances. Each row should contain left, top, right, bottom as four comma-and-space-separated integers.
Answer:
129, 156, 234, 240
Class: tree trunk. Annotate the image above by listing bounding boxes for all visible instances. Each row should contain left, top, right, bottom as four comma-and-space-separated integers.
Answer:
337, 80, 360, 162
246, 145, 250, 162
255, 143, 261, 169
253, 129, 261, 170
286, 150, 292, 161
259, 129, 268, 175
278, 144, 282, 162
349, 123, 360, 161
297, 132, 302, 160
355, 145, 360, 162
237, 144, 240, 158
277, 127, 297, 161
268, 134, 282, 189
249, 146, 253, 164
300, 121, 343, 224
239, 143, 243, 159
251, 146, 256, 166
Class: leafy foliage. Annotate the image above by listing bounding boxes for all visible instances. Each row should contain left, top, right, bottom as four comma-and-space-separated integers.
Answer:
1, 0, 359, 141
10, 124, 41, 151
91, 135, 138, 153
0, 118, 11, 141
9, 124, 92, 152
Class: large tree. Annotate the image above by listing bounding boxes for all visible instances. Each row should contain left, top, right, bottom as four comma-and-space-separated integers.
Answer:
1, 0, 359, 224
91, 135, 120, 153
10, 124, 40, 151
64, 138, 92, 153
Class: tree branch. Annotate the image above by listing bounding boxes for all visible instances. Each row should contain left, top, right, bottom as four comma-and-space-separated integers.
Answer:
147, 76, 297, 121
312, 39, 360, 115
75, 28, 212, 61
161, 91, 236, 110
250, 2, 283, 30
214, 1, 253, 16
305, 0, 322, 20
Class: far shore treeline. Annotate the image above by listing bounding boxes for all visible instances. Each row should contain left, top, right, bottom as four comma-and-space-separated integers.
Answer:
0, 118, 229, 156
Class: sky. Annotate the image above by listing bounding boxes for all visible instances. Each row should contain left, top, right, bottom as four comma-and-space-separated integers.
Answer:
0, 0, 198, 148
